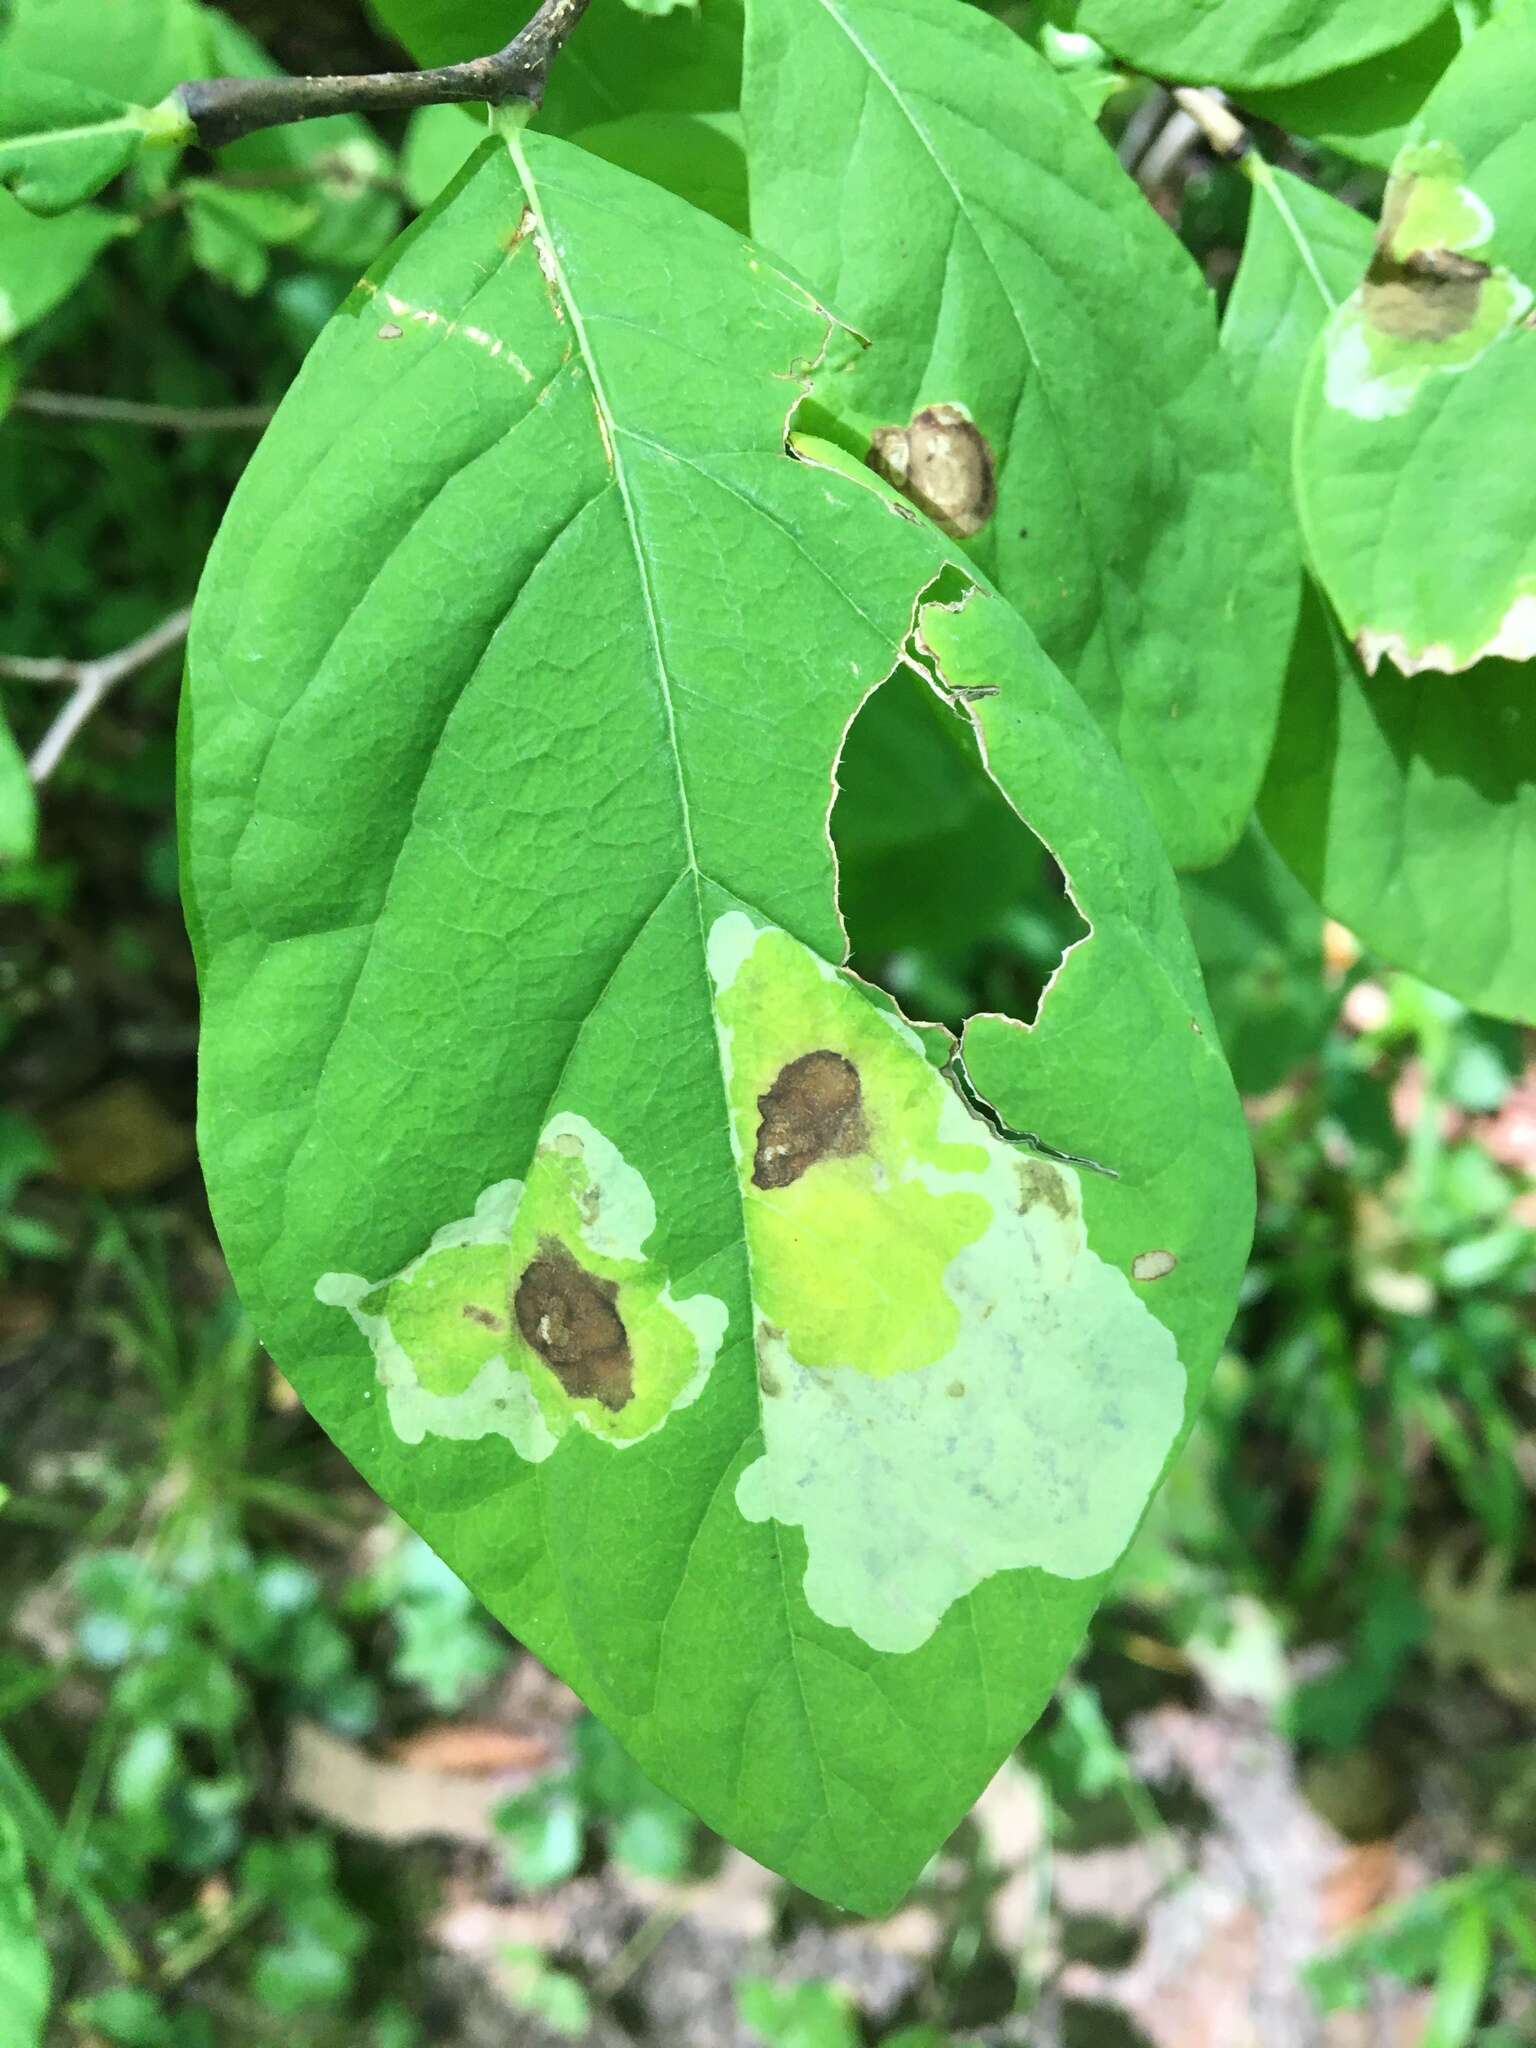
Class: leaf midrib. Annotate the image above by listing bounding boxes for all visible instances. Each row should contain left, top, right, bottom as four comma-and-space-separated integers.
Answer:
507, 131, 851, 1860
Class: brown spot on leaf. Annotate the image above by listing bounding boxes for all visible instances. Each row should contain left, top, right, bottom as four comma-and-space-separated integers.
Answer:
867, 403, 997, 539
513, 1240, 632, 1410
1364, 244, 1492, 344
462, 1303, 506, 1331
752, 1050, 867, 1190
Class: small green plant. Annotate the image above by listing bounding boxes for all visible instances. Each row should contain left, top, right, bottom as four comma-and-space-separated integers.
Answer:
1308, 1866, 1536, 2046
496, 1713, 697, 1889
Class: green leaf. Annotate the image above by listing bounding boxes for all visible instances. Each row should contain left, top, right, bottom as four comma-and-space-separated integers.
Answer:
739, 1979, 861, 2048
1221, 169, 1374, 472
500, 1948, 592, 2038
0, 187, 129, 340
0, 1804, 49, 2048
494, 1785, 585, 1889
1294, 1, 1536, 677
1236, 11, 1461, 171
0, 61, 188, 215
572, 110, 748, 232
1179, 823, 1338, 1097
742, 0, 1295, 869
1076, 0, 1448, 91
0, 0, 212, 103
401, 104, 486, 212
0, 716, 38, 865
185, 132, 1250, 1910
1261, 584, 1536, 1024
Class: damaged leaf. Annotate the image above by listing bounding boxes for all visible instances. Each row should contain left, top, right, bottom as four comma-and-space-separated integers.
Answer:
1294, 3, 1536, 677
742, 0, 1295, 869
1076, 0, 1447, 93
186, 130, 1250, 1911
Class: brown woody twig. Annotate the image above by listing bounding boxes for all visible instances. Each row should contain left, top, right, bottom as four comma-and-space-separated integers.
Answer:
174, 0, 593, 151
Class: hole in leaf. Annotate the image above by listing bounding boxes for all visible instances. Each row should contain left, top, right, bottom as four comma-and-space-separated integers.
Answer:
832, 657, 1088, 1035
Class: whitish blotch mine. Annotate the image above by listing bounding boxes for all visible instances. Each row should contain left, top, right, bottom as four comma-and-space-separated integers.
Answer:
708, 911, 1187, 1656
753, 1050, 867, 1189
868, 403, 997, 540
315, 1114, 726, 1459
1324, 141, 1532, 422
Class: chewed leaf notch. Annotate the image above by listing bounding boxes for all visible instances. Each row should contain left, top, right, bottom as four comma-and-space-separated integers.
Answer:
829, 648, 1090, 1037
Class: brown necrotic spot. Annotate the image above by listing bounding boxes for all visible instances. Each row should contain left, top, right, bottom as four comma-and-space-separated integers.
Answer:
462, 1303, 506, 1330
1365, 245, 1492, 343
513, 1240, 633, 1410
752, 1050, 867, 1190
867, 403, 997, 540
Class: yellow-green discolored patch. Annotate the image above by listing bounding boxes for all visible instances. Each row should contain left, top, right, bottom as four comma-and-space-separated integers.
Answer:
1325, 140, 1532, 422
316, 1113, 727, 1459
708, 911, 1188, 1655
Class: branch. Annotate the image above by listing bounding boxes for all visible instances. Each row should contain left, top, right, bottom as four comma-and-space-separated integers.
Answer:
174, 0, 593, 151
14, 391, 275, 432
12, 610, 193, 785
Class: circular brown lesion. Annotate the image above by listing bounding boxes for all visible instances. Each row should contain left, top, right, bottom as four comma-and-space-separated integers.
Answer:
868, 403, 997, 540
513, 1239, 633, 1411
752, 1049, 867, 1190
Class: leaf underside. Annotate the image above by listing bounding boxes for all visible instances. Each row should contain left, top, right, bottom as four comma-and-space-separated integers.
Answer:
185, 133, 1251, 1910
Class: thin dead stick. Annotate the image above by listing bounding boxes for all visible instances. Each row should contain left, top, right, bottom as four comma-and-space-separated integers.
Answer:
175, 0, 592, 150
1171, 86, 1251, 162
13, 390, 276, 432
15, 610, 193, 785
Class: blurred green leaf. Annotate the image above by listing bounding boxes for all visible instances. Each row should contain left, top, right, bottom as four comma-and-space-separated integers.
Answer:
0, 0, 210, 101
1078, 0, 1447, 90
0, 188, 129, 342
0, 1804, 49, 2048
739, 1978, 862, 2048
400, 102, 483, 210
0, 715, 37, 864
0, 62, 184, 214
1237, 10, 1460, 169
501, 1946, 592, 2037
494, 1785, 586, 1890
1180, 822, 1339, 1095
